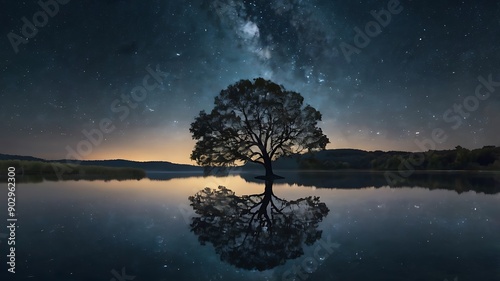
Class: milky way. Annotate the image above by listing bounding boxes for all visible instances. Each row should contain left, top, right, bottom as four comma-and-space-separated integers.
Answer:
1, 0, 499, 163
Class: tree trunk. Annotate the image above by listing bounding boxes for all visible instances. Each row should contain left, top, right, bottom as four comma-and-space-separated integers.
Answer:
264, 161, 274, 178
264, 157, 274, 178
258, 151, 283, 179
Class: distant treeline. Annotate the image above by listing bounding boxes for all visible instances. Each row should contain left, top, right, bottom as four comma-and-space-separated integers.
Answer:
1, 146, 499, 177
239, 146, 500, 171
0, 160, 146, 181
296, 146, 500, 171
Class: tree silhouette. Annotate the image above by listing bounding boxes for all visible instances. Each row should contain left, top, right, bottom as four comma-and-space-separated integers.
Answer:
190, 78, 329, 178
188, 181, 330, 271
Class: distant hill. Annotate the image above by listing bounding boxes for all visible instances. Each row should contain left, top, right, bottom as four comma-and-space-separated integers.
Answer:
57, 159, 203, 172
0, 154, 45, 162
2, 145, 499, 173
0, 154, 203, 172
242, 146, 500, 171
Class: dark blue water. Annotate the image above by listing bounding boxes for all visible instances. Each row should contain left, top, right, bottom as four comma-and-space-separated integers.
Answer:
1, 172, 499, 281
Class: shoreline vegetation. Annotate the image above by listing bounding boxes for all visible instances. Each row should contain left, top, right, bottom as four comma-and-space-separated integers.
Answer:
245, 145, 500, 172
0, 146, 498, 181
0, 160, 146, 181
0, 160, 498, 194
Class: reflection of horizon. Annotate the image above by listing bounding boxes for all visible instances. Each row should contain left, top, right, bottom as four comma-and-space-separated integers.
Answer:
148, 171, 500, 194
188, 180, 330, 271
253, 171, 500, 194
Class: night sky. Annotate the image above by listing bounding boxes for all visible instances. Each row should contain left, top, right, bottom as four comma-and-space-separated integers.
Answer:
1, 0, 499, 164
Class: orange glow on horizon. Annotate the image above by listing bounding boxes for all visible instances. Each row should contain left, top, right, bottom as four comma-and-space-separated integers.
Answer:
77, 129, 198, 164
77, 134, 413, 164
59, 126, 428, 163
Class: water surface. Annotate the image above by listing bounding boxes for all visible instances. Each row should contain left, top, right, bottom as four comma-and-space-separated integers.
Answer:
1, 172, 499, 281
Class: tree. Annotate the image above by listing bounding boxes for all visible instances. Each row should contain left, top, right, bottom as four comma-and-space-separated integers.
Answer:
188, 181, 330, 271
190, 78, 329, 178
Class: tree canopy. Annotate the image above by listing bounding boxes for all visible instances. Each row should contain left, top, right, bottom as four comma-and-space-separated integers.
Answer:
190, 78, 329, 177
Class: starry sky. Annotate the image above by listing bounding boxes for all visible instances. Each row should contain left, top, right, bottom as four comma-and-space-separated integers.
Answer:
1, 0, 499, 164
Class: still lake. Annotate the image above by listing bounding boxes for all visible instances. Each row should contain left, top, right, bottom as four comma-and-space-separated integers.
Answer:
2, 171, 500, 281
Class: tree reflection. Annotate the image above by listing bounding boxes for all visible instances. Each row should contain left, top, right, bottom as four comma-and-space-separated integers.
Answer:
188, 180, 329, 271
